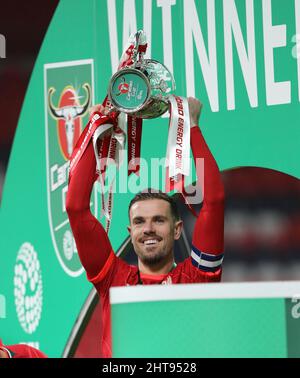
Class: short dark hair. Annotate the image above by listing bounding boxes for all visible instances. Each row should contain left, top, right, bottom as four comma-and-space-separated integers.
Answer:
128, 189, 180, 222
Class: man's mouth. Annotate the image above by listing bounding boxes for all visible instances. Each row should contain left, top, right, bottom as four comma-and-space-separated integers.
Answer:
143, 239, 159, 246
140, 236, 162, 246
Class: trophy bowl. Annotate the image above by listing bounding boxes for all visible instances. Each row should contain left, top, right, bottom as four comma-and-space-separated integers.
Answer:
108, 59, 176, 119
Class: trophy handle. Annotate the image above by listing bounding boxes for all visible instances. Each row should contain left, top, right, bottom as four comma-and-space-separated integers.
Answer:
161, 95, 171, 105
106, 105, 117, 114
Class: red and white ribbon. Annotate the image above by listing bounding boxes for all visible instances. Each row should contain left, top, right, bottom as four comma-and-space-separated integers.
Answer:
165, 95, 190, 192
69, 31, 148, 233
69, 113, 110, 180
92, 112, 126, 233
117, 30, 147, 71
127, 115, 143, 176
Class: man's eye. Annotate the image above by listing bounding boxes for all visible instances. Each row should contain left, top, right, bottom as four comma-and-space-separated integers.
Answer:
156, 218, 164, 223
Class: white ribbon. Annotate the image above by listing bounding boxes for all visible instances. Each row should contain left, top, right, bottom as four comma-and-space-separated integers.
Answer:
166, 95, 191, 181
92, 115, 126, 232
92, 123, 113, 174
113, 112, 127, 168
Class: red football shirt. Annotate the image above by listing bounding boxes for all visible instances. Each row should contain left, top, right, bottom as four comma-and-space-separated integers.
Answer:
0, 340, 47, 358
89, 253, 222, 358
67, 121, 224, 358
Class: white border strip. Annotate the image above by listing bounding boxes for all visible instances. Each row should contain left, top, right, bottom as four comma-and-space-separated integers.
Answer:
44, 59, 94, 70
110, 281, 300, 304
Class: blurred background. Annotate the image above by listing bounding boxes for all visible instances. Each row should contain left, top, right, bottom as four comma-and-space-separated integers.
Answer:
0, 1, 299, 283
0, 1, 59, 200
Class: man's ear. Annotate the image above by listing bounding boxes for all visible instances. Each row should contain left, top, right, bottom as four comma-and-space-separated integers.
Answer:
127, 225, 131, 235
174, 220, 183, 240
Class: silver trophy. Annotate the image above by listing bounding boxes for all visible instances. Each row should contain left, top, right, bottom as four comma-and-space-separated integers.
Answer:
108, 32, 175, 119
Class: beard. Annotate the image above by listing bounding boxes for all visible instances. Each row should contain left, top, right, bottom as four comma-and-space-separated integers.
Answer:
138, 251, 166, 266
135, 244, 171, 266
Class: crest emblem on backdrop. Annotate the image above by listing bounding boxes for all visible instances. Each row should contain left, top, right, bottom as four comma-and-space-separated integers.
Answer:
48, 84, 90, 160
44, 60, 96, 276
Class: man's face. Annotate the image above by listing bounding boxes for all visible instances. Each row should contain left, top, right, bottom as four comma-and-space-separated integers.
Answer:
128, 199, 182, 266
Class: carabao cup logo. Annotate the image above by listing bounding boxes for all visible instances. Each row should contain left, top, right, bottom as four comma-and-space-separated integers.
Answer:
48, 84, 90, 160
45, 78, 91, 276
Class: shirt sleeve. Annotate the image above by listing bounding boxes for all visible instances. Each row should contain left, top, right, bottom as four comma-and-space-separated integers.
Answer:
4, 344, 47, 358
190, 126, 224, 274
66, 132, 113, 280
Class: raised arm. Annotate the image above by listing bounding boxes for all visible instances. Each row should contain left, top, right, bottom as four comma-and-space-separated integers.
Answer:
188, 97, 224, 274
66, 109, 114, 281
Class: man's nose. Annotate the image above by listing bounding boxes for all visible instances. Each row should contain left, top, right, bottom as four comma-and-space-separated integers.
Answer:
143, 221, 155, 234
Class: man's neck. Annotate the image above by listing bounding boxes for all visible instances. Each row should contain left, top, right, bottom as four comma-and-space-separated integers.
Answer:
138, 258, 175, 275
